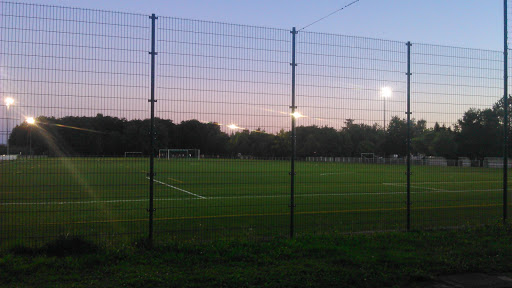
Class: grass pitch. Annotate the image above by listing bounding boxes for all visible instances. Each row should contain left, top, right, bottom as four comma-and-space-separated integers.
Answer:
0, 158, 507, 247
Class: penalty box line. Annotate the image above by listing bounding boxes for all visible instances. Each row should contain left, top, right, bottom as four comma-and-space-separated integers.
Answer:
146, 177, 206, 199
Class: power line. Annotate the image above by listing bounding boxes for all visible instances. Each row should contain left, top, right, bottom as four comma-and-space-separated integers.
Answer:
299, 0, 361, 32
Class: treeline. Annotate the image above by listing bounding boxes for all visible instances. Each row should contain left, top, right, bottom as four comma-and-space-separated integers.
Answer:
4, 98, 511, 159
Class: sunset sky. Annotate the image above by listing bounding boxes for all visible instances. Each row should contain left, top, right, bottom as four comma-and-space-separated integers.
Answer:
1, 1, 507, 144
11, 0, 503, 50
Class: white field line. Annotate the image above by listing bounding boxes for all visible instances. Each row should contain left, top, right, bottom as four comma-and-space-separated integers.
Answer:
1, 199, 156, 205
383, 183, 443, 191
319, 172, 352, 176
383, 180, 502, 185
0, 189, 502, 206
147, 177, 205, 199
168, 189, 501, 200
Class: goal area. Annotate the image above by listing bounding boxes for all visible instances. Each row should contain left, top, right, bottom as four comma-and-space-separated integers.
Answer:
159, 149, 200, 160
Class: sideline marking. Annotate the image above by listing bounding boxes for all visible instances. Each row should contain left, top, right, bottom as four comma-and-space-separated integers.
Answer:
11, 203, 503, 226
147, 177, 205, 199
319, 172, 352, 176
383, 180, 502, 185
383, 183, 443, 191
0, 189, 501, 206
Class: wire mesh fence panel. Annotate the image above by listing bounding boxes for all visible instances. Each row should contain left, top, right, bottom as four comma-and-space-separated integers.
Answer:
294, 32, 408, 234
153, 17, 291, 240
0, 2, 151, 247
509, 48, 512, 224
410, 44, 503, 229
507, 0, 512, 222
1, 1, 511, 247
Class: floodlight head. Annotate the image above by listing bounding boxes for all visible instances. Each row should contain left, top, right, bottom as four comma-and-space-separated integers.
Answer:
381, 87, 392, 98
5, 97, 14, 108
291, 111, 303, 119
227, 124, 239, 130
26, 117, 35, 125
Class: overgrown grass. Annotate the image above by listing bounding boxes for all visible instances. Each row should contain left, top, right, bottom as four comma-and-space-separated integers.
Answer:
2, 224, 512, 287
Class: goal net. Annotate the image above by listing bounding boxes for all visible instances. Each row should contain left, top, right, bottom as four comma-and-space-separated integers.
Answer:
361, 153, 375, 163
159, 149, 200, 160
124, 152, 143, 158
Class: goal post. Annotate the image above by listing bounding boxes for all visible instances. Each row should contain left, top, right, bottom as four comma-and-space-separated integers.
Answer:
360, 153, 375, 163
124, 152, 143, 158
158, 149, 200, 160
361, 153, 375, 159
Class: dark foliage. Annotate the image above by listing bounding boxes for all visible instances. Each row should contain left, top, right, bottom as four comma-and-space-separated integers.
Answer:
7, 97, 511, 159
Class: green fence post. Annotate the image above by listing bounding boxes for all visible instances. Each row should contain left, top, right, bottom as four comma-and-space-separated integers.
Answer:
148, 13, 158, 244
504, 0, 508, 223
406, 41, 412, 231
290, 27, 298, 238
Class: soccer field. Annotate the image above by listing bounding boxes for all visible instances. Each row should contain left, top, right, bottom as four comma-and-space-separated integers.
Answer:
0, 158, 508, 246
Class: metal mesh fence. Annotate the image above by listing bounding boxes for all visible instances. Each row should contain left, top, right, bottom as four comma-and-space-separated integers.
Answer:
0, 2, 151, 246
0, 1, 510, 247
410, 44, 503, 228
507, 0, 512, 226
295, 32, 408, 233
153, 17, 291, 240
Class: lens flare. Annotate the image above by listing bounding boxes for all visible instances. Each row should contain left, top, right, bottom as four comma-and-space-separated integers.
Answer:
4, 97, 14, 107
291, 112, 304, 118
26, 117, 36, 125
381, 87, 392, 98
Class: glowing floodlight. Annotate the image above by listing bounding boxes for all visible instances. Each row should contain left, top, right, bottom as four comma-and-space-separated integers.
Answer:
5, 97, 14, 108
291, 111, 304, 119
227, 124, 240, 130
381, 87, 392, 98
380, 87, 392, 129
5, 97, 15, 156
26, 117, 36, 125
26, 117, 36, 157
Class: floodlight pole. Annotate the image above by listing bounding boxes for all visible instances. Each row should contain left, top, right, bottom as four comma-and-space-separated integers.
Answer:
4, 98, 13, 156
6, 105, 9, 156
29, 125, 32, 157
148, 13, 158, 244
383, 95, 386, 130
290, 27, 298, 238
504, 0, 508, 223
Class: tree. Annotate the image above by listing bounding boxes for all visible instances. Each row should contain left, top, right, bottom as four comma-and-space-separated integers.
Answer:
270, 129, 290, 158
383, 116, 408, 156
177, 120, 229, 155
430, 129, 457, 158
456, 108, 501, 159
342, 119, 382, 156
295, 126, 344, 157
230, 130, 251, 155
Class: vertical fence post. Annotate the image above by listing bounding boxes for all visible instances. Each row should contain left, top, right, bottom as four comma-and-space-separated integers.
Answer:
148, 13, 158, 243
406, 41, 412, 231
290, 27, 298, 238
504, 0, 508, 223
